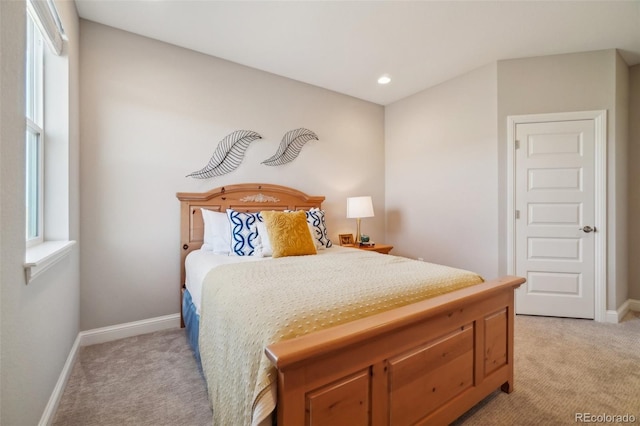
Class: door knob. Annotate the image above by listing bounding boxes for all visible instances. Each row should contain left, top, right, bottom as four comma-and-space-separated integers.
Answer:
580, 226, 596, 233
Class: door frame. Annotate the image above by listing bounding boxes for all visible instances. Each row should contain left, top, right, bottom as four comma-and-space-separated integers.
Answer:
506, 110, 607, 322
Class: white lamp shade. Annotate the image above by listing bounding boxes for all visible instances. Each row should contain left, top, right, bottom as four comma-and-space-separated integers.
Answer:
346, 196, 374, 219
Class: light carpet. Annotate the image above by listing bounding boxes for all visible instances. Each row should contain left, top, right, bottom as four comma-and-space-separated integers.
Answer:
52, 329, 212, 426
54, 312, 640, 425
453, 311, 640, 425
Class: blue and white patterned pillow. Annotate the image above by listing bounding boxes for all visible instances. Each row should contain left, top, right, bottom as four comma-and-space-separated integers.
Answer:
226, 209, 263, 256
304, 208, 333, 248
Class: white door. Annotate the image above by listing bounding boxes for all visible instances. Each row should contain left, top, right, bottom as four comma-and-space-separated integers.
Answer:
514, 119, 596, 319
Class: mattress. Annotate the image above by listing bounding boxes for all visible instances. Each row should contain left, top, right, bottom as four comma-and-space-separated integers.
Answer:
185, 246, 356, 315
183, 247, 383, 362
185, 249, 269, 315
184, 247, 358, 362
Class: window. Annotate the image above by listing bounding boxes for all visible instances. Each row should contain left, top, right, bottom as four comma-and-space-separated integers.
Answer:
23, 0, 75, 284
25, 14, 44, 246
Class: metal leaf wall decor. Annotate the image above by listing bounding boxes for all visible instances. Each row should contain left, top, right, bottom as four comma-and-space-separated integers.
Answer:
186, 130, 262, 179
262, 128, 318, 166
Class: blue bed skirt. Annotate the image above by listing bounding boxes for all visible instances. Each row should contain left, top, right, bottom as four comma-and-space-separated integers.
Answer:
182, 288, 201, 364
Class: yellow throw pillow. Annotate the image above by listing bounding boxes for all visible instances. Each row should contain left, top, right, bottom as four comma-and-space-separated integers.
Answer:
260, 210, 318, 258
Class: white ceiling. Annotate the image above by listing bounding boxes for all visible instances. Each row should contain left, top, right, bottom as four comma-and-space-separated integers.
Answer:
74, 0, 640, 106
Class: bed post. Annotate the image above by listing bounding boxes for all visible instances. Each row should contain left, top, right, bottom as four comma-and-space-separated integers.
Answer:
501, 294, 517, 394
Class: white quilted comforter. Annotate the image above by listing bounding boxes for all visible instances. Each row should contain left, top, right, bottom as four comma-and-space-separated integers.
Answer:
199, 248, 483, 425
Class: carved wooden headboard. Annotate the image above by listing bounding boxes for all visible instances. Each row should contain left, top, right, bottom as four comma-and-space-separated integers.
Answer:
176, 183, 325, 289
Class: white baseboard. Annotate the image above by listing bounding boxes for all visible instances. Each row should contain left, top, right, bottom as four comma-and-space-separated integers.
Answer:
79, 313, 181, 347
605, 299, 640, 323
39, 313, 181, 425
38, 334, 81, 426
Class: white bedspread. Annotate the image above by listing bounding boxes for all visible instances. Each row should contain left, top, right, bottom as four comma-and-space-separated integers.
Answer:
185, 246, 359, 314
198, 248, 484, 426
185, 250, 269, 314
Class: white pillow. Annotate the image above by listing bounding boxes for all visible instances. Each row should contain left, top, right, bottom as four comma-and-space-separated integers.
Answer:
256, 222, 272, 257
307, 208, 333, 248
200, 209, 231, 254
256, 220, 320, 257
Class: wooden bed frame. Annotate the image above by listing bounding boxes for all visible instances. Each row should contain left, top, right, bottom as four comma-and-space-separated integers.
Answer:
177, 183, 325, 327
177, 183, 525, 425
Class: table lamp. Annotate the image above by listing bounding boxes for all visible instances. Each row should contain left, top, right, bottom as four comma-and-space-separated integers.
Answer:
346, 196, 374, 244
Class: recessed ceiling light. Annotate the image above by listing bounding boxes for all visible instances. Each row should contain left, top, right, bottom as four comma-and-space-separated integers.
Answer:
377, 74, 391, 85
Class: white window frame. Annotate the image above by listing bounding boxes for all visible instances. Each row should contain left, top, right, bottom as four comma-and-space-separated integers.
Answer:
23, 0, 76, 284
25, 12, 45, 247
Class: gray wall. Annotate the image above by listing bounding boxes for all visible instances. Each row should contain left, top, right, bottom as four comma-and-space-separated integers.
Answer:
385, 63, 499, 280
630, 64, 640, 301
79, 21, 385, 330
0, 1, 81, 425
385, 49, 633, 311
497, 49, 629, 310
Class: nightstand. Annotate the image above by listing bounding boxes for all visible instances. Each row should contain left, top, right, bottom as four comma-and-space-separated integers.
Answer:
353, 244, 393, 255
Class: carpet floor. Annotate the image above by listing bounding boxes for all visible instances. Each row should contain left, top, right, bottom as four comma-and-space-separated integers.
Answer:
53, 312, 640, 425
453, 311, 640, 425
52, 329, 212, 426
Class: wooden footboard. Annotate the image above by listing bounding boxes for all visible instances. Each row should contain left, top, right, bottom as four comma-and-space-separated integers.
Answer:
265, 275, 525, 425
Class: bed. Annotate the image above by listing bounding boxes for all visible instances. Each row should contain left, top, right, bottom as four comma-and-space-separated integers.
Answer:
177, 183, 525, 425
